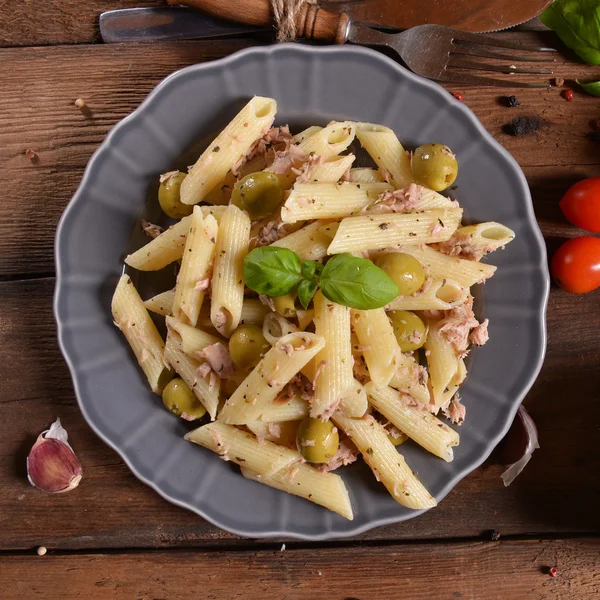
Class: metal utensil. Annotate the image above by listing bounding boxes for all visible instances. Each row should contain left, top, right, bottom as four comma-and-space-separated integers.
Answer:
171, 0, 556, 87
100, 7, 264, 43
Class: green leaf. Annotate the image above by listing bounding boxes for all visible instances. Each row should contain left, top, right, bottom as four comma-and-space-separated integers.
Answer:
577, 78, 600, 95
540, 0, 600, 65
297, 279, 318, 309
320, 253, 399, 310
243, 247, 302, 297
301, 260, 323, 281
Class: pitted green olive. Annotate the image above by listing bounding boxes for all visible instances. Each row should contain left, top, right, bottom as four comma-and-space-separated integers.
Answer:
162, 377, 206, 420
389, 310, 427, 352
296, 417, 339, 464
375, 253, 425, 296
158, 172, 192, 218
229, 324, 270, 371
412, 143, 458, 191
231, 172, 282, 220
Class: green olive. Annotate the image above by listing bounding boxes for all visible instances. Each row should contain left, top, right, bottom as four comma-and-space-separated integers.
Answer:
296, 417, 339, 464
375, 253, 425, 296
273, 292, 297, 317
231, 172, 282, 220
158, 172, 193, 218
412, 143, 458, 191
388, 429, 408, 446
162, 377, 206, 420
229, 324, 270, 371
389, 310, 427, 352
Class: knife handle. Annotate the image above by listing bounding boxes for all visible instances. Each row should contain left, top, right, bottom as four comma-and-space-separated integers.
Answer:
167, 0, 350, 44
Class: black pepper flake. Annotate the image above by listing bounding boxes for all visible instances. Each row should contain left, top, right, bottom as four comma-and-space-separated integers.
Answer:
236, 457, 246, 462
366, 447, 374, 455
210, 237, 216, 244
409, 232, 417, 237
379, 223, 389, 230
503, 116, 548, 136
503, 95, 520, 108
438, 218, 445, 227
213, 146, 220, 152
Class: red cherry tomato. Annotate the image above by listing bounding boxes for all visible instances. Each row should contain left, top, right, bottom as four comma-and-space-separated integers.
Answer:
551, 237, 600, 294
559, 178, 600, 233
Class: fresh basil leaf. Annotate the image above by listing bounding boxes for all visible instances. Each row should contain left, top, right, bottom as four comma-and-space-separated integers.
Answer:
540, 0, 600, 65
298, 279, 318, 310
243, 247, 302, 297
320, 253, 399, 310
301, 260, 323, 280
577, 78, 600, 96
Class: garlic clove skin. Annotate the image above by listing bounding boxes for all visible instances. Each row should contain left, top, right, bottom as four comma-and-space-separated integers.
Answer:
27, 418, 83, 494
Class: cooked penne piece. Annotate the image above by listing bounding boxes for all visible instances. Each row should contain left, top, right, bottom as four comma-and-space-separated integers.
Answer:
387, 279, 468, 311
333, 412, 436, 509
351, 308, 401, 388
172, 207, 218, 326
328, 208, 462, 254
356, 123, 414, 189
298, 121, 356, 158
111, 274, 170, 394
303, 154, 355, 183
281, 182, 391, 223
348, 168, 385, 183
186, 421, 299, 475
144, 289, 175, 317
164, 330, 221, 419
218, 332, 325, 425
439, 222, 516, 260
293, 125, 322, 144
400, 244, 496, 287
312, 291, 367, 419
124, 206, 226, 271
365, 382, 459, 462
271, 220, 333, 260
296, 309, 315, 330
436, 359, 467, 409
181, 96, 277, 205
389, 353, 431, 405
423, 319, 462, 408
210, 205, 251, 337
166, 317, 222, 357
260, 396, 310, 422
241, 464, 353, 520
246, 420, 299, 447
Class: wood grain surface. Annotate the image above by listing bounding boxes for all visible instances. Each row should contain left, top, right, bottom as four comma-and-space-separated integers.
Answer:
1, 14, 599, 600
1, 539, 599, 599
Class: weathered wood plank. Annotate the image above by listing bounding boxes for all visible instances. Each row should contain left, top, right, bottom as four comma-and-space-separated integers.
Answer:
1, 38, 599, 277
0, 278, 598, 550
1, 539, 599, 599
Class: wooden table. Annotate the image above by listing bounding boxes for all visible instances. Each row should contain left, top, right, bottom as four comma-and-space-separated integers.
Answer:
1, 6, 599, 599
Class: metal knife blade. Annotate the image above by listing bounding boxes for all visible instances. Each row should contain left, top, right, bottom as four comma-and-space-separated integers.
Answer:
99, 7, 266, 43
324, 0, 554, 33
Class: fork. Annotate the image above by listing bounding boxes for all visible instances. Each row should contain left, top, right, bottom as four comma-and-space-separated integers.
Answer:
171, 0, 556, 88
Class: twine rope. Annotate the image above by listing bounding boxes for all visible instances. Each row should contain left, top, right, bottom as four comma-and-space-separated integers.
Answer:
271, 0, 316, 42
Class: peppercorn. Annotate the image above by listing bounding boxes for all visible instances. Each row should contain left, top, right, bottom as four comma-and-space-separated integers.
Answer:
505, 95, 520, 108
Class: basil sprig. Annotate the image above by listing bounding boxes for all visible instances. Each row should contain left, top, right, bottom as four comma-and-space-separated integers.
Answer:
243, 247, 399, 310
541, 0, 600, 65
577, 79, 600, 96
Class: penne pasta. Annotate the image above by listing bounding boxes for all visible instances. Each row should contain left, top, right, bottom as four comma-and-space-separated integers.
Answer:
124, 206, 226, 271
387, 278, 468, 311
365, 382, 459, 462
351, 308, 401, 388
210, 205, 251, 336
172, 207, 218, 326
302, 154, 355, 183
181, 96, 277, 205
166, 316, 223, 357
144, 289, 175, 317
327, 208, 462, 254
333, 412, 436, 509
298, 121, 356, 158
356, 123, 414, 189
111, 274, 170, 394
218, 332, 325, 425
260, 396, 310, 422
348, 167, 384, 183
271, 220, 333, 260
389, 353, 431, 405
281, 182, 391, 223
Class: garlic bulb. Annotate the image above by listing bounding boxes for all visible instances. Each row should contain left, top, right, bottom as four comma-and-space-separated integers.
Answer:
27, 418, 83, 493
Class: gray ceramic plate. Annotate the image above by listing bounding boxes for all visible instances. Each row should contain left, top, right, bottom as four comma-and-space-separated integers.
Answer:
55, 44, 549, 539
